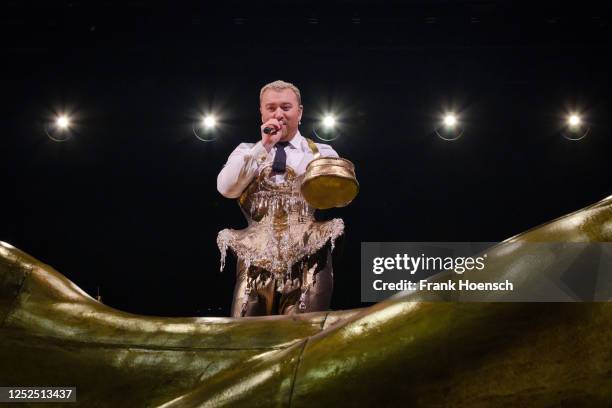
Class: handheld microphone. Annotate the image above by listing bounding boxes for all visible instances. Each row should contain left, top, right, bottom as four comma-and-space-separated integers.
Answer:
263, 127, 278, 135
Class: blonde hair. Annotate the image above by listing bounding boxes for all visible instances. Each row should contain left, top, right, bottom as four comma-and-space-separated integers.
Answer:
259, 80, 302, 105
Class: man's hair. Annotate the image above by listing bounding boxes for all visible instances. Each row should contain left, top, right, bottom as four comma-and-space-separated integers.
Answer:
259, 80, 302, 105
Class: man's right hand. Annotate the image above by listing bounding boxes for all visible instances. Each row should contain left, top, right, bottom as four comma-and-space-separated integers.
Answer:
261, 119, 284, 151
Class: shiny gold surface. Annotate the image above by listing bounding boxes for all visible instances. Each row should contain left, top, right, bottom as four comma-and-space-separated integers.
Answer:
301, 157, 359, 209
1, 194, 612, 407
221, 163, 344, 316
218, 164, 344, 276
0, 241, 342, 407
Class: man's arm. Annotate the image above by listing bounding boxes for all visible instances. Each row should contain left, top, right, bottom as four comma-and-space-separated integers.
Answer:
217, 142, 269, 198
218, 118, 289, 198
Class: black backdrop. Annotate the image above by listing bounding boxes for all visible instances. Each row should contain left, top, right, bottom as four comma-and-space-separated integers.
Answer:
2, 1, 610, 316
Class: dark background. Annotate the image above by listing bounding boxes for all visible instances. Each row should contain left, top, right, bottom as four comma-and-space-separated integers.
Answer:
2, 1, 610, 316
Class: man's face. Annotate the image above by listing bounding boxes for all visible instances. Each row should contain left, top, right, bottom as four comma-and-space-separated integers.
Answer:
260, 89, 303, 142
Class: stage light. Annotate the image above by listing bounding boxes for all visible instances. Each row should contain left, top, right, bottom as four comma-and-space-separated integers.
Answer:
203, 115, 216, 129
56, 115, 70, 129
322, 115, 336, 128
443, 114, 457, 127
193, 113, 219, 142
567, 114, 581, 127
562, 112, 589, 141
435, 112, 464, 141
45, 113, 74, 142
313, 113, 340, 141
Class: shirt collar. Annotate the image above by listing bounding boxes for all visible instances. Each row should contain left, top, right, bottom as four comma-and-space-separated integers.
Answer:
286, 131, 304, 149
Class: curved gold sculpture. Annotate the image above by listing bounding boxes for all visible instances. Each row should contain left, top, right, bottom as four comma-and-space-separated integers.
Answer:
1, 195, 611, 407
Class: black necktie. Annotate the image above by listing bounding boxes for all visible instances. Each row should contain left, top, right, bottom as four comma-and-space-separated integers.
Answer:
272, 141, 290, 172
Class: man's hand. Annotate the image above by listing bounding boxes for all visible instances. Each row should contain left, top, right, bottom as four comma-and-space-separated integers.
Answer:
261, 119, 284, 151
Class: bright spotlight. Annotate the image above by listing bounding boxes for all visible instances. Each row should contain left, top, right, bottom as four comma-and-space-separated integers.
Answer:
45, 113, 74, 142
443, 114, 457, 127
313, 114, 340, 141
322, 115, 336, 128
193, 114, 219, 142
562, 112, 589, 141
435, 112, 463, 141
56, 115, 70, 129
567, 114, 581, 127
203, 115, 216, 129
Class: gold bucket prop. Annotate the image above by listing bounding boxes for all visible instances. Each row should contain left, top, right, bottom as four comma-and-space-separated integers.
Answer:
301, 156, 359, 209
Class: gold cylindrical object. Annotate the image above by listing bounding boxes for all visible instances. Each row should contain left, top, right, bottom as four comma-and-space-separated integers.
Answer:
300, 157, 359, 209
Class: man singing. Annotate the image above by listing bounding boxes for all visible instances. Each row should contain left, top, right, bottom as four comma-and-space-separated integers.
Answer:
217, 80, 345, 317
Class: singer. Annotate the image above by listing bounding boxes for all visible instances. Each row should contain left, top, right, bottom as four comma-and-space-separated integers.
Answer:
217, 80, 345, 317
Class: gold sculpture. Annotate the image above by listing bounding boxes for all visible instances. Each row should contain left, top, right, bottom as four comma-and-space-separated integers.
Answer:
1, 195, 611, 407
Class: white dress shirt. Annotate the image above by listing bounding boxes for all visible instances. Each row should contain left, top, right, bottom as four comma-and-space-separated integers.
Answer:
217, 131, 339, 198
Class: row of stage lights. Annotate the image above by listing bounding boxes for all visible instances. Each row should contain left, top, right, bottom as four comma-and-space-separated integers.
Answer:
434, 113, 588, 141
193, 114, 339, 142
45, 111, 590, 143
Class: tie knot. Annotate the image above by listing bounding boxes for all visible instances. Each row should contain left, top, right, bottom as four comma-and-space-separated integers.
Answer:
276, 141, 290, 149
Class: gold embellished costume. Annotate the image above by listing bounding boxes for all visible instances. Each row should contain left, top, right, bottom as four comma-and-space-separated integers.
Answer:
218, 157, 344, 317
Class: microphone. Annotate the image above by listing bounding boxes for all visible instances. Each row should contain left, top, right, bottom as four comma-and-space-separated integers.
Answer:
263, 126, 278, 135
